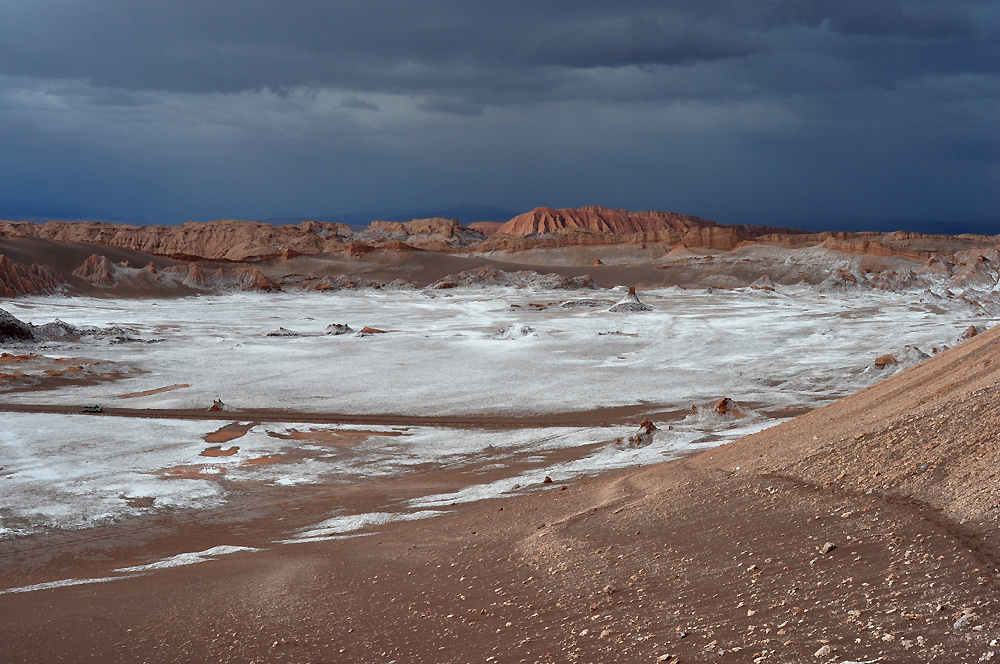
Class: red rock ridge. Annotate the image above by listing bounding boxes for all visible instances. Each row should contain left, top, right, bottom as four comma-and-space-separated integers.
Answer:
497, 205, 717, 236
0, 220, 354, 263
72, 254, 118, 286
0, 255, 63, 297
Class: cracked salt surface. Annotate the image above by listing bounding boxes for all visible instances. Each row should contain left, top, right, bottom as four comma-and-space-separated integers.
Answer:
0, 286, 991, 539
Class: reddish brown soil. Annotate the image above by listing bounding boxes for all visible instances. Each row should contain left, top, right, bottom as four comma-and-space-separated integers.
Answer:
267, 428, 404, 446
0, 355, 135, 393
203, 421, 260, 444
118, 383, 190, 399
200, 446, 240, 457
0, 402, 692, 428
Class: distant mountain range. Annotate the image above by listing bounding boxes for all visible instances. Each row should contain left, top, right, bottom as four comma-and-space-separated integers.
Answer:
263, 204, 516, 230
0, 201, 143, 223
3, 199, 996, 237
796, 218, 1000, 236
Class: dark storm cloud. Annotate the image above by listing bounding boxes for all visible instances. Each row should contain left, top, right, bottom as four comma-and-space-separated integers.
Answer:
760, 0, 979, 40
2, 1, 994, 100
416, 97, 483, 116
0, 1, 998, 226
339, 97, 380, 111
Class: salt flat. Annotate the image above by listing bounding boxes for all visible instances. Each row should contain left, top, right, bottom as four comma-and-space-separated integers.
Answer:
0, 285, 980, 415
0, 284, 988, 541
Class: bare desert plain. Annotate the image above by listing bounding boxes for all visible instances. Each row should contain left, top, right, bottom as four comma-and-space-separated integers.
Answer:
3, 207, 1000, 663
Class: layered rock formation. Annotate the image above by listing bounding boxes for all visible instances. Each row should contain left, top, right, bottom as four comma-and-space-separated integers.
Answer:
0, 217, 493, 261
496, 206, 716, 235
472, 225, 756, 253
72, 254, 278, 292
0, 219, 354, 262
3, 212, 996, 267
0, 255, 63, 298
72, 254, 118, 286
163, 263, 278, 292
356, 217, 486, 250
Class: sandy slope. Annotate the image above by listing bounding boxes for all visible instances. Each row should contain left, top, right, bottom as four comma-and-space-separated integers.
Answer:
4, 328, 1000, 662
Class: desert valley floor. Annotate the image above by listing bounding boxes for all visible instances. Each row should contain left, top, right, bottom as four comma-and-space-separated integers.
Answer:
4, 212, 1000, 662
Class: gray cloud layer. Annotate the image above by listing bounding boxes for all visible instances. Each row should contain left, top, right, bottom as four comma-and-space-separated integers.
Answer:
0, 1, 997, 225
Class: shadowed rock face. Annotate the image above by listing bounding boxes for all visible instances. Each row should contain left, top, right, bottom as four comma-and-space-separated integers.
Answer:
0, 309, 34, 341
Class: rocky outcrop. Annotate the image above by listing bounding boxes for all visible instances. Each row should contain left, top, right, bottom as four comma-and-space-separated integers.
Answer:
471, 225, 755, 254
818, 237, 930, 260
497, 206, 716, 236
692, 397, 747, 419
73, 254, 119, 286
493, 323, 536, 340
0, 255, 63, 298
621, 419, 658, 448
608, 287, 653, 312
266, 328, 300, 337
163, 263, 278, 292
0, 308, 35, 341
874, 354, 898, 370
430, 266, 596, 290
305, 275, 416, 291
71, 254, 278, 292
357, 218, 486, 249
959, 325, 984, 342
0, 309, 126, 343
0, 219, 354, 262
667, 243, 696, 258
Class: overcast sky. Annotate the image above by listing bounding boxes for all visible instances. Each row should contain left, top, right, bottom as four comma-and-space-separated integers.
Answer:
0, 1, 997, 227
